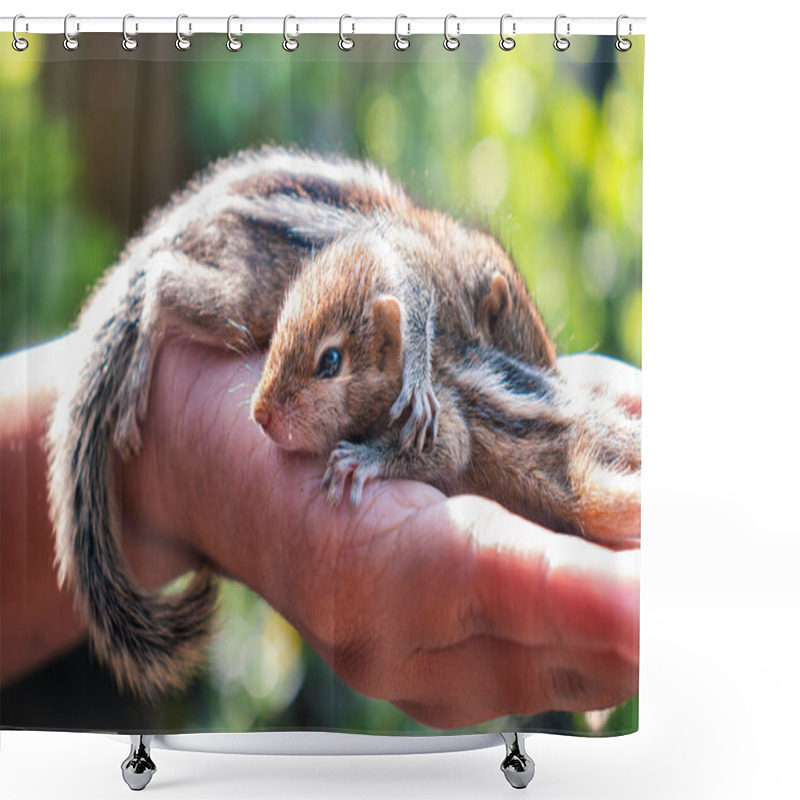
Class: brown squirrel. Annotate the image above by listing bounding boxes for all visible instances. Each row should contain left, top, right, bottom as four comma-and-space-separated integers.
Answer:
251, 221, 640, 536
47, 146, 640, 700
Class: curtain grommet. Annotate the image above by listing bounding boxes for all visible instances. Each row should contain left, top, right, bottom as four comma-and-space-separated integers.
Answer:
283, 15, 299, 51
12, 14, 29, 51
394, 15, 410, 51
176, 14, 191, 51
444, 14, 460, 51
227, 15, 243, 52
63, 13, 79, 51
499, 14, 516, 51
339, 15, 355, 51
122, 14, 138, 51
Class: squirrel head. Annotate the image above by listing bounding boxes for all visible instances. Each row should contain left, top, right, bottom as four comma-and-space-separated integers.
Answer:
251, 234, 404, 453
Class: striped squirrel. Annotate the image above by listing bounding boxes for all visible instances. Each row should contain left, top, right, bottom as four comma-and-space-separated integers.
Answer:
47, 146, 639, 700
251, 224, 640, 535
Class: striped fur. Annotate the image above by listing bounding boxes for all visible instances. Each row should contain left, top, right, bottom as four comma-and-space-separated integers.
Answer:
48, 145, 637, 699
48, 147, 424, 698
315, 332, 641, 537
441, 341, 640, 536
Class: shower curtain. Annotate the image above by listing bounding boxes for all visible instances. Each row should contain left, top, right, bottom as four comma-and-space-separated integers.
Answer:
0, 26, 642, 740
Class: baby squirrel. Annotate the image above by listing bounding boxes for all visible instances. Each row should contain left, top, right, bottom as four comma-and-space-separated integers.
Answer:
251, 222, 640, 535
48, 146, 639, 700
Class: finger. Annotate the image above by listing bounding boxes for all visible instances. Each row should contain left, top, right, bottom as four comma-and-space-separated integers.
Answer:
404, 496, 640, 660
557, 352, 641, 400
167, 346, 638, 671
387, 636, 637, 729
617, 392, 642, 417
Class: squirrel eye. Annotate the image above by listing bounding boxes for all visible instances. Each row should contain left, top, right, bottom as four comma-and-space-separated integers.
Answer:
315, 347, 342, 379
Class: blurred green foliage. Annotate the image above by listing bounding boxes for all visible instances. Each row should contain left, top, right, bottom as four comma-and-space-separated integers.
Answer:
0, 33, 642, 735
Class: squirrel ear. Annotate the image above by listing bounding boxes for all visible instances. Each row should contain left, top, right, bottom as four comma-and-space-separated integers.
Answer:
478, 272, 512, 332
373, 295, 403, 370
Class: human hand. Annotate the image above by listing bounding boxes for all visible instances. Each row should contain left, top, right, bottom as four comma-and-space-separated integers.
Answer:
121, 340, 639, 728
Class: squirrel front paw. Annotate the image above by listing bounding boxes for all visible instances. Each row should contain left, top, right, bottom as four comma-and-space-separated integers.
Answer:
390, 382, 440, 454
322, 440, 388, 507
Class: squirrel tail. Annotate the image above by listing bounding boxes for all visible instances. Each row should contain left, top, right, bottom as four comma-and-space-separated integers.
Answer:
47, 286, 217, 700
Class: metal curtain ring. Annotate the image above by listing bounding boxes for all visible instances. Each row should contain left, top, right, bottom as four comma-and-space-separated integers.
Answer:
227, 15, 242, 51
499, 14, 515, 51
176, 14, 191, 51
122, 14, 138, 51
339, 14, 354, 50
394, 14, 410, 51
616, 14, 632, 51
63, 13, 79, 51
283, 15, 299, 51
12, 14, 29, 51
443, 14, 460, 51
553, 14, 570, 51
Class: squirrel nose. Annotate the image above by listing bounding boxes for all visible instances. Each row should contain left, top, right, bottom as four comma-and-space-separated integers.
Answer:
250, 392, 272, 430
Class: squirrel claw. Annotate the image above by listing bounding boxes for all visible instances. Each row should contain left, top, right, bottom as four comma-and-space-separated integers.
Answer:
322, 455, 347, 508
322, 441, 387, 507
391, 384, 439, 454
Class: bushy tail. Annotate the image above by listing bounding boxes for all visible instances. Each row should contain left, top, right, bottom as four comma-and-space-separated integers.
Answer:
47, 281, 217, 699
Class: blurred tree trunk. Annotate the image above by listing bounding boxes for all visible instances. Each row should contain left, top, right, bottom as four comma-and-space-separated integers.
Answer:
40, 34, 191, 237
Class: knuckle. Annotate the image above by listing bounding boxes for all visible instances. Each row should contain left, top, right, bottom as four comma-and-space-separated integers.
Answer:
330, 634, 390, 697
332, 642, 368, 689
546, 667, 592, 702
